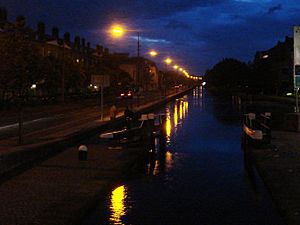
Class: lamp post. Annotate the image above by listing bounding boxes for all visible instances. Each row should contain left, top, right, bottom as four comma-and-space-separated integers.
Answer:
136, 31, 141, 107
163, 57, 173, 95
109, 25, 142, 106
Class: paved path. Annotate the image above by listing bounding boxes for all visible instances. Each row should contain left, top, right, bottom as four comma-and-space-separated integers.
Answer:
251, 131, 300, 225
0, 138, 145, 225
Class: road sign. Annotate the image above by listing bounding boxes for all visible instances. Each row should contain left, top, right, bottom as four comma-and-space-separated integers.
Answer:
295, 65, 300, 87
294, 26, 300, 112
294, 26, 300, 88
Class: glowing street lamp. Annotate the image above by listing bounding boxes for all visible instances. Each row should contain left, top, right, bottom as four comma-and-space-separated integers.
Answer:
173, 65, 179, 70
107, 23, 143, 102
30, 84, 37, 90
149, 50, 158, 57
164, 57, 172, 65
179, 67, 183, 72
110, 25, 125, 38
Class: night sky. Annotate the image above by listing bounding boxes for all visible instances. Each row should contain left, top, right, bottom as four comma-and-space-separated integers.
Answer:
1, 0, 299, 75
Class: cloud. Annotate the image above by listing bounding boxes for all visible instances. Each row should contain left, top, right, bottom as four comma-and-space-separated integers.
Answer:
267, 4, 282, 14
165, 20, 192, 30
191, 11, 297, 72
131, 35, 171, 44
3, 0, 228, 22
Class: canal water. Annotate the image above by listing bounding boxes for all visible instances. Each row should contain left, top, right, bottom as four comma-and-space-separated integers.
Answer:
84, 87, 285, 225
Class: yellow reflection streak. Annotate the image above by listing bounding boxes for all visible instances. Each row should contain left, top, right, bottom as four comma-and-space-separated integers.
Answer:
174, 103, 178, 127
200, 86, 203, 98
183, 101, 186, 118
110, 185, 126, 225
165, 151, 173, 171
184, 101, 189, 117
179, 101, 183, 120
166, 110, 171, 143
153, 160, 159, 175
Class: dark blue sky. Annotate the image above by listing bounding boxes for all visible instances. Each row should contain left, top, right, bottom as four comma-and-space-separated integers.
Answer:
1, 0, 299, 75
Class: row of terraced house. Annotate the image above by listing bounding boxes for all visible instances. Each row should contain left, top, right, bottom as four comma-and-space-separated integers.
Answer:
0, 7, 159, 100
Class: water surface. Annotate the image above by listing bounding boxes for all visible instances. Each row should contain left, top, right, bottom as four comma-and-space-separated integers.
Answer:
85, 87, 285, 225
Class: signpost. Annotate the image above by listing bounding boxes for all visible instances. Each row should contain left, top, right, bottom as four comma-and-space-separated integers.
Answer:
294, 26, 300, 112
91, 75, 110, 120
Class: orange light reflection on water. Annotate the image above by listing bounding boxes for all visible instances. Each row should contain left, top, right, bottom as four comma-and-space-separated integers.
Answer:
165, 151, 173, 171
166, 109, 171, 143
184, 101, 188, 117
109, 185, 127, 225
174, 102, 178, 128
179, 101, 183, 120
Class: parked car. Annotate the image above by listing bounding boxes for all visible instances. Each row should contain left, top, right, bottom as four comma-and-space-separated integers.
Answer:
118, 90, 134, 99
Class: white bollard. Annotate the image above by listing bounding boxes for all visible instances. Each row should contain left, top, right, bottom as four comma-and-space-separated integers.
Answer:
78, 145, 88, 161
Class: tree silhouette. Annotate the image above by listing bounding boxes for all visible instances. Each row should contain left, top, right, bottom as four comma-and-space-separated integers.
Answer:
0, 19, 42, 143
205, 58, 251, 92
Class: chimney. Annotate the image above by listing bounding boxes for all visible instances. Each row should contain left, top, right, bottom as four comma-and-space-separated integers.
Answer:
52, 27, 59, 40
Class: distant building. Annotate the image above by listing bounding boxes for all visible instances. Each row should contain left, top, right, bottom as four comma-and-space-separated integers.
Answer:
253, 36, 293, 94
0, 8, 158, 95
119, 58, 159, 90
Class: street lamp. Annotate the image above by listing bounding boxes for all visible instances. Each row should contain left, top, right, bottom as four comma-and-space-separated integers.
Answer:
149, 50, 158, 57
30, 84, 37, 90
163, 58, 174, 94
110, 24, 125, 38
107, 24, 142, 105
164, 57, 172, 65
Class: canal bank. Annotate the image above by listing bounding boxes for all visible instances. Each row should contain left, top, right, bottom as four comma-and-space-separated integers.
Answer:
0, 88, 192, 225
0, 139, 148, 225
249, 131, 300, 225
241, 94, 300, 225
0, 88, 193, 179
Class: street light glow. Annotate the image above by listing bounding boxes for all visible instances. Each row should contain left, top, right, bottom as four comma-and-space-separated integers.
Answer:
110, 25, 125, 38
149, 50, 158, 57
173, 65, 179, 70
164, 58, 172, 64
179, 68, 183, 72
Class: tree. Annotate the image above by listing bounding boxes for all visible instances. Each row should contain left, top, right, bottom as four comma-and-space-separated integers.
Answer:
0, 17, 42, 143
205, 58, 251, 92
0, 20, 41, 101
